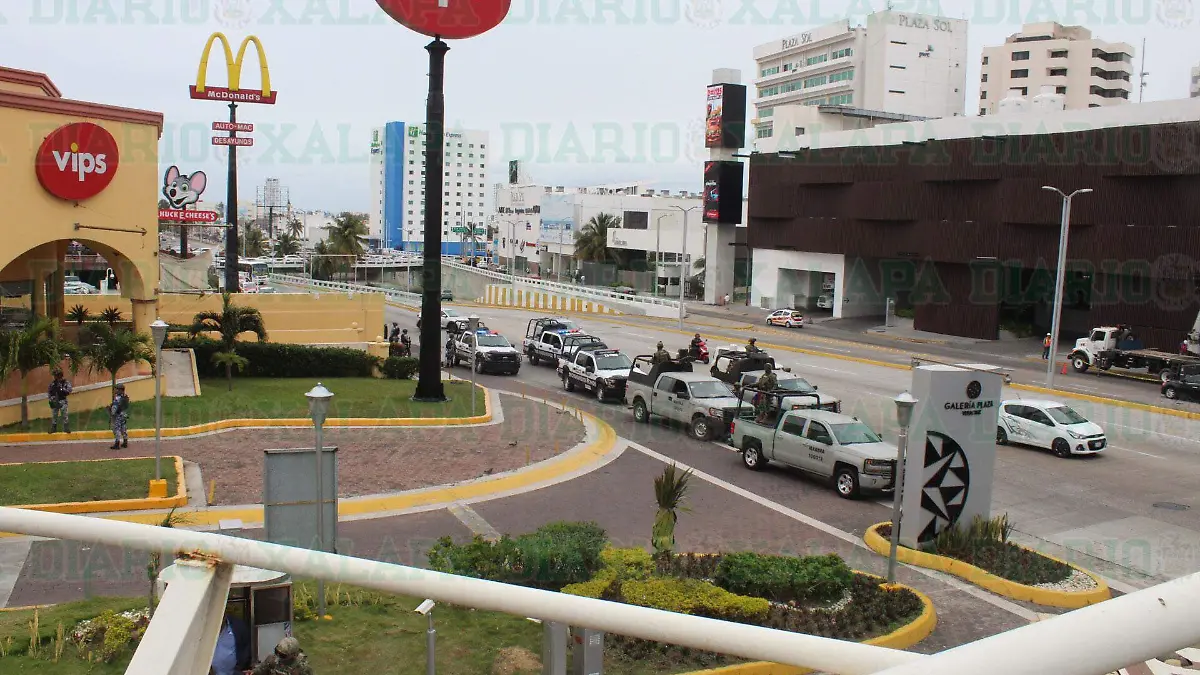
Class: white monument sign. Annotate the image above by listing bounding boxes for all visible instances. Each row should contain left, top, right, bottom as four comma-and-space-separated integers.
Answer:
899, 364, 1003, 549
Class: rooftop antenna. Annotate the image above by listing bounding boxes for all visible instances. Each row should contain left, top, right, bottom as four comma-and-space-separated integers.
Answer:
1138, 37, 1148, 103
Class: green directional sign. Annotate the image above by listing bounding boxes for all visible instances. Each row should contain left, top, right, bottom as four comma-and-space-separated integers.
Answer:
452, 227, 486, 235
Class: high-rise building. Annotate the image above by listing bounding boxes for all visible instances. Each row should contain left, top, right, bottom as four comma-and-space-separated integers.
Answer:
978, 23, 1133, 116
751, 11, 967, 152
368, 122, 490, 254
1191, 63, 1199, 98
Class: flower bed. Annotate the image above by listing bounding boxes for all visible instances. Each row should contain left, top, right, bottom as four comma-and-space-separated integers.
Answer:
430, 524, 934, 673
875, 523, 1071, 586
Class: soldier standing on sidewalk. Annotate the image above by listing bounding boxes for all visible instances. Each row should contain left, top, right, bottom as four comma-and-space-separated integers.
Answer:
48, 369, 72, 433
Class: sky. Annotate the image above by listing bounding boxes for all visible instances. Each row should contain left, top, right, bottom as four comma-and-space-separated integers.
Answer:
2, 0, 1197, 212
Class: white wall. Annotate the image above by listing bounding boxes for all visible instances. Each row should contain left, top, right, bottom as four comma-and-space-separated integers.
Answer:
751, 249, 846, 314
862, 11, 968, 119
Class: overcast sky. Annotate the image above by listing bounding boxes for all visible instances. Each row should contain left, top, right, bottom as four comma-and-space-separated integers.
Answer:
2, 0, 1196, 212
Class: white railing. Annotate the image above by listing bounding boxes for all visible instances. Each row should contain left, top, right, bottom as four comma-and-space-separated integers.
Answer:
2, 506, 1199, 675
269, 274, 421, 306
440, 257, 681, 310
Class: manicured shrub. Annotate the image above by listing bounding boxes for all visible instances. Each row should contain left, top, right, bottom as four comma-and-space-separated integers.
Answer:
426, 521, 608, 591
382, 356, 418, 379
561, 547, 654, 599
163, 337, 379, 378
427, 535, 522, 582
618, 578, 769, 622
714, 552, 854, 605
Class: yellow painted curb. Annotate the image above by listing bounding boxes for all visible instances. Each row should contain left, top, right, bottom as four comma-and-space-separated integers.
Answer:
0, 404, 616, 536
0, 384, 493, 444
6, 455, 188, 514
678, 572, 937, 675
862, 522, 1111, 609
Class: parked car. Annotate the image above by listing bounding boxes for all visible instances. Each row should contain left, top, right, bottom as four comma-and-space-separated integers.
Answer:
1162, 370, 1200, 401
417, 308, 466, 331
816, 294, 834, 310
996, 399, 1107, 457
440, 288, 454, 301
766, 309, 807, 328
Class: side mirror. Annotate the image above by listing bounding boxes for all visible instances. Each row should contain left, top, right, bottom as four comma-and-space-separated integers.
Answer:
813, 385, 819, 390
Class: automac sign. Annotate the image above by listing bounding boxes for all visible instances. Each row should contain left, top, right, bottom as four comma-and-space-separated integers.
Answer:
190, 32, 277, 104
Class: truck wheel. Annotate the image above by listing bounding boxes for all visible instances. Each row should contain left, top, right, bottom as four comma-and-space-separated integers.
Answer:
632, 399, 649, 423
528, 350, 539, 366
1164, 385, 1179, 400
1071, 356, 1089, 373
1160, 370, 1173, 385
595, 385, 606, 402
563, 375, 575, 392
743, 443, 766, 471
691, 416, 712, 441
475, 358, 485, 374
996, 426, 1008, 445
834, 467, 861, 499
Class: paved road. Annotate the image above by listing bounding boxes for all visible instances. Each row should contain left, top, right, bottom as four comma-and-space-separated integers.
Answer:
392, 302, 1200, 588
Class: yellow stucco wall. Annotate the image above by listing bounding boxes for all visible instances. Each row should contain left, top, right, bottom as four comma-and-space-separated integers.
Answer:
0, 104, 160, 332
54, 292, 386, 345
0, 375, 155, 428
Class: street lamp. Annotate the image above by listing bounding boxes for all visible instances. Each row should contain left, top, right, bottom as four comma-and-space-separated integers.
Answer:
305, 382, 334, 617
150, 319, 169, 481
671, 205, 701, 330
1041, 186, 1093, 391
887, 390, 918, 584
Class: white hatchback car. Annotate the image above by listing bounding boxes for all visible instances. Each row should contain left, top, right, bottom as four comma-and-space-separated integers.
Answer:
996, 399, 1107, 457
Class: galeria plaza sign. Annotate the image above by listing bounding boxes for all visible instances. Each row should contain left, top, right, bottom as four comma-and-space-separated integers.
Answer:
189, 32, 277, 104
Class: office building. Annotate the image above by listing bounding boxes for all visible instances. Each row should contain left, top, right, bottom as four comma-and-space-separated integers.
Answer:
751, 10, 968, 152
369, 122, 490, 254
979, 23, 1133, 116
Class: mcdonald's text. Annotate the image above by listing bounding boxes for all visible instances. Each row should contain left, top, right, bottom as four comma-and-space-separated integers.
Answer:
191, 33, 278, 105
190, 85, 277, 104
159, 209, 219, 223
211, 136, 254, 147
213, 121, 254, 132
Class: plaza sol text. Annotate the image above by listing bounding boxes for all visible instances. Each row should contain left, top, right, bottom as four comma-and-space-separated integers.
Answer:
897, 14, 954, 32
945, 400, 995, 417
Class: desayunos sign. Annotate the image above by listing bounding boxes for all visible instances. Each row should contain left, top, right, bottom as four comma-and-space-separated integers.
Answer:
35, 122, 119, 201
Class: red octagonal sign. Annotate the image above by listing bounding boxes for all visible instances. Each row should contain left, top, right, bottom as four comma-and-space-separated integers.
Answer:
375, 0, 510, 39
35, 122, 120, 201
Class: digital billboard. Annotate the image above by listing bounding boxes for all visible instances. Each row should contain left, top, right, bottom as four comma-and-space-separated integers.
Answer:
703, 161, 744, 224
539, 193, 576, 242
704, 83, 747, 149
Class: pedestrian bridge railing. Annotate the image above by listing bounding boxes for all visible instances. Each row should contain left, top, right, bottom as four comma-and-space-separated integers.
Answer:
1, 507, 1198, 675
269, 274, 421, 307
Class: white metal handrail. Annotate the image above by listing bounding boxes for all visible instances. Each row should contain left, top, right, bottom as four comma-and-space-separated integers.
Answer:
269, 274, 421, 305
440, 257, 681, 308
0, 507, 918, 675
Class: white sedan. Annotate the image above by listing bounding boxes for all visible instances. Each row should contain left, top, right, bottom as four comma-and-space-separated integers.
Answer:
996, 399, 1107, 457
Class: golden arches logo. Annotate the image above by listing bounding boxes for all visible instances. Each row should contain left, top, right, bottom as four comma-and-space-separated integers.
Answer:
189, 32, 277, 105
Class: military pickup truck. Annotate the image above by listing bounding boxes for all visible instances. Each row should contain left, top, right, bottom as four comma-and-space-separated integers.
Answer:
560, 347, 633, 402
709, 348, 775, 385
557, 334, 608, 372
628, 356, 741, 441
730, 388, 897, 499
452, 328, 521, 375
735, 371, 842, 413
522, 317, 587, 366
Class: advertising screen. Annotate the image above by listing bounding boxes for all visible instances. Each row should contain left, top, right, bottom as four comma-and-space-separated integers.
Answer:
703, 161, 744, 224
704, 83, 747, 149
703, 161, 721, 220
705, 86, 725, 148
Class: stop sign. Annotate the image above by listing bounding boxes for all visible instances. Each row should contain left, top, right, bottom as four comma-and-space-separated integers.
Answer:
375, 0, 510, 39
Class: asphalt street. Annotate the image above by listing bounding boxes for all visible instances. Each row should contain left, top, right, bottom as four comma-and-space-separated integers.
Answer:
391, 301, 1200, 590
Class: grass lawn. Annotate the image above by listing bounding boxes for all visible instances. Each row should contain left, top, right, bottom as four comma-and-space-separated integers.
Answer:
0, 585, 698, 675
6, 379, 484, 433
0, 458, 177, 506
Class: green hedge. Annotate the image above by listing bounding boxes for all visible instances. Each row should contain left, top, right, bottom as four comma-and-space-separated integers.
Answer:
163, 337, 379, 378
714, 552, 853, 605
619, 578, 769, 622
561, 547, 654, 599
382, 356, 418, 380
427, 521, 607, 591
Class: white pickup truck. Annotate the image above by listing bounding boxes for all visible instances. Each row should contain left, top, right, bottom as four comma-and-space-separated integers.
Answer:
560, 347, 633, 402
627, 356, 741, 441
452, 328, 521, 375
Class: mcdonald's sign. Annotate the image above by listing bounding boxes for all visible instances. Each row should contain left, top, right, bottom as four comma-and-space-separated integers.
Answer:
189, 32, 277, 105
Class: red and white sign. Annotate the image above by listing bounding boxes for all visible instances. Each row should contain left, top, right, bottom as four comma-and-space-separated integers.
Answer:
211, 136, 254, 147
35, 122, 119, 201
374, 0, 511, 39
212, 121, 254, 133
158, 209, 219, 223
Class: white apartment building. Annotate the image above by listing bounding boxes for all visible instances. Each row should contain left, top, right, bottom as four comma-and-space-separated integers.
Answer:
752, 10, 968, 152
978, 23, 1133, 115
369, 122, 490, 254
1192, 63, 1200, 98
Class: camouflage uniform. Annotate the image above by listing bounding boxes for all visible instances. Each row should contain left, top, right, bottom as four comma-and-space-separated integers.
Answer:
754, 368, 779, 420
651, 348, 671, 365
251, 652, 313, 675
109, 389, 130, 448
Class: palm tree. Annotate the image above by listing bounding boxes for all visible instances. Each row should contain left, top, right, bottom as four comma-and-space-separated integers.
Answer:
67, 304, 90, 325
325, 212, 368, 258
81, 322, 156, 395
574, 212, 621, 263
10, 317, 81, 428
189, 292, 267, 389
274, 232, 301, 257
243, 227, 266, 257
286, 217, 304, 238
651, 463, 693, 559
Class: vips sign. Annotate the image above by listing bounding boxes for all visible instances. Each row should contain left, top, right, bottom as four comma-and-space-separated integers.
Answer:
190, 33, 277, 104
898, 364, 1003, 549
35, 122, 119, 201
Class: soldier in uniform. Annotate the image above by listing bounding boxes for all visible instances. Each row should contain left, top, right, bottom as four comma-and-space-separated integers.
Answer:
754, 364, 779, 423
108, 383, 130, 450
252, 637, 313, 675
746, 338, 763, 354
651, 341, 671, 365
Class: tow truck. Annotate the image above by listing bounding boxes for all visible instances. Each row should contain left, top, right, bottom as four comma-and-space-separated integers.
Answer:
1068, 324, 1200, 383
560, 347, 633, 402
452, 328, 521, 375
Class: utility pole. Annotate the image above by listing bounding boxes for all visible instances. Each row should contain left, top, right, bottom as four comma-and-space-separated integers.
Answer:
1138, 37, 1148, 103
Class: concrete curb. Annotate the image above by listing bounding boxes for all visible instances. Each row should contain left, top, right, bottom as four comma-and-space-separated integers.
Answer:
679, 571, 937, 675
6, 455, 187, 514
0, 383, 494, 445
863, 522, 1111, 609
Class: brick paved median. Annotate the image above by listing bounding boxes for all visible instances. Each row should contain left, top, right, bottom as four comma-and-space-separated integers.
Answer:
0, 395, 584, 506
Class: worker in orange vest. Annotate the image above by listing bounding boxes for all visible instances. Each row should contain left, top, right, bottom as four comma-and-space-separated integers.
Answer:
1042, 333, 1052, 360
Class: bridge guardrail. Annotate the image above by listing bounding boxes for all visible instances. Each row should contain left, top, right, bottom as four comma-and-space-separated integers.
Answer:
269, 274, 422, 306
439, 257, 681, 310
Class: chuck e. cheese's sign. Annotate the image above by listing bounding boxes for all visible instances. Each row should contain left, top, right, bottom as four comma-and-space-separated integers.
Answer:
34, 122, 120, 201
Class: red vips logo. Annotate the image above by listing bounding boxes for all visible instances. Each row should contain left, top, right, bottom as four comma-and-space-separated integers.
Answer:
35, 122, 119, 201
